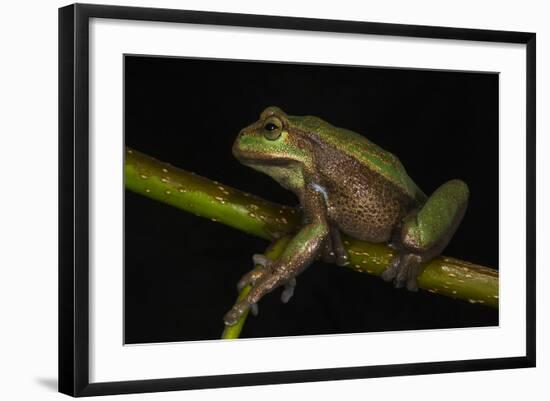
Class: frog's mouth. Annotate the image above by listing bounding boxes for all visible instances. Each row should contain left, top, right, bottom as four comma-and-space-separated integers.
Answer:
232, 145, 293, 167
239, 155, 293, 166
235, 153, 295, 168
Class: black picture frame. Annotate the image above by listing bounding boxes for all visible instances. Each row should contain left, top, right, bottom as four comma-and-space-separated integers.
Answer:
59, 3, 536, 397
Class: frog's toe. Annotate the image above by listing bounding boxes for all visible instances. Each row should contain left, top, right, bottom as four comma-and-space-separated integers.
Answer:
395, 271, 419, 292
237, 256, 272, 291
223, 301, 250, 326
280, 278, 297, 304
382, 254, 422, 292
252, 253, 272, 267
237, 269, 263, 292
405, 262, 421, 292
223, 312, 238, 326
250, 303, 259, 316
381, 256, 400, 282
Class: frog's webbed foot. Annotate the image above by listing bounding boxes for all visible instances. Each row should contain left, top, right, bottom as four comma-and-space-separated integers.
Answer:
224, 301, 252, 326
227, 253, 299, 325
381, 253, 423, 292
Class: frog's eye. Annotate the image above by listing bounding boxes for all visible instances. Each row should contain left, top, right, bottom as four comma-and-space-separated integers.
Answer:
263, 117, 283, 140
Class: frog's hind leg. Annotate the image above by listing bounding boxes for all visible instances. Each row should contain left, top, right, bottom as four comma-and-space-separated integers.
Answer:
382, 179, 469, 291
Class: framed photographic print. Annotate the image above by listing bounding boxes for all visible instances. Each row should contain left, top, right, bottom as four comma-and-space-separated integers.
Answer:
59, 3, 536, 397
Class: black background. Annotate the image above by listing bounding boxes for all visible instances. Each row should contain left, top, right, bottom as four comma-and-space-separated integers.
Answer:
124, 55, 499, 344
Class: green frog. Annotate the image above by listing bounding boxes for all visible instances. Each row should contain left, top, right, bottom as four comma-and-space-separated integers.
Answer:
224, 106, 469, 326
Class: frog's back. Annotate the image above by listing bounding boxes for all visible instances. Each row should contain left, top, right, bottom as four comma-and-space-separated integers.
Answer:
290, 114, 426, 202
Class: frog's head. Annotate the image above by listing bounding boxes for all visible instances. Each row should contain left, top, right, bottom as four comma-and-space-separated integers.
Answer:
233, 106, 314, 168
233, 106, 316, 191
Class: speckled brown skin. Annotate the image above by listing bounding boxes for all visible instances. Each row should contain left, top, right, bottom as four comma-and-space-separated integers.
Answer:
312, 136, 420, 243
223, 107, 469, 326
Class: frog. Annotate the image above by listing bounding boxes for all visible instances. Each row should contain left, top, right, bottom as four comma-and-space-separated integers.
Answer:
223, 106, 469, 326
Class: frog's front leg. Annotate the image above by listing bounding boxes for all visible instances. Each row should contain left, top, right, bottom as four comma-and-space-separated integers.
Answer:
224, 187, 329, 326
327, 224, 349, 266
382, 179, 469, 291
235, 254, 295, 316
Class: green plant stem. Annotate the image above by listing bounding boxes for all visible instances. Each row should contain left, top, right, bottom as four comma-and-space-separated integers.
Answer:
125, 147, 499, 309
221, 235, 293, 339
125, 147, 299, 240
